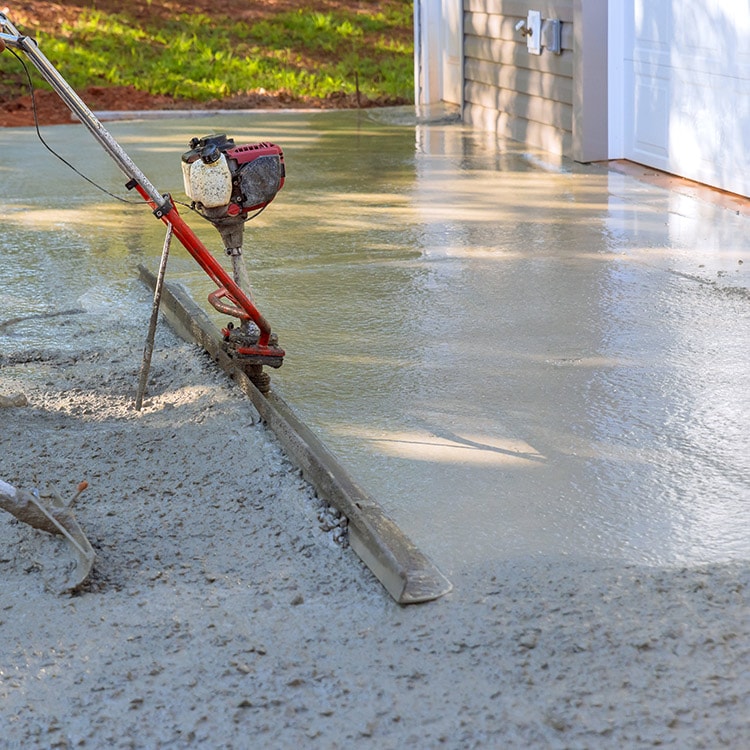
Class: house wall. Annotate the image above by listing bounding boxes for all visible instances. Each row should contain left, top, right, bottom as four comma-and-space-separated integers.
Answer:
462, 0, 607, 162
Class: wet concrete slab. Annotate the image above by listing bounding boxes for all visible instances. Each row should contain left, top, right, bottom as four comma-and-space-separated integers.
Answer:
1, 109, 748, 575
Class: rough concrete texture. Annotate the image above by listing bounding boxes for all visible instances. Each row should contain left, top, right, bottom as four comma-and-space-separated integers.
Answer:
1, 308, 748, 749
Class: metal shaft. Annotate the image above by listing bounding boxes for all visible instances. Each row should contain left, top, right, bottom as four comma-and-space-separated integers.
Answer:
1, 14, 163, 208
135, 223, 173, 411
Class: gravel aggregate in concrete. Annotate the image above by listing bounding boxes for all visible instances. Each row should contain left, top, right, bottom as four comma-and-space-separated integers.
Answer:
1, 308, 748, 749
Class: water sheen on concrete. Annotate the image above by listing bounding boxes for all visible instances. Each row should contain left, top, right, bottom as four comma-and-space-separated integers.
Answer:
1, 109, 748, 574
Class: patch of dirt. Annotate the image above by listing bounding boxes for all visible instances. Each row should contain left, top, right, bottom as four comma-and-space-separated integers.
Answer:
6, 0, 374, 29
0, 0, 410, 126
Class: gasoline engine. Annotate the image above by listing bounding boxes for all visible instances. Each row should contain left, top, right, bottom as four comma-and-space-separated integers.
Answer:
181, 134, 286, 389
181, 134, 285, 250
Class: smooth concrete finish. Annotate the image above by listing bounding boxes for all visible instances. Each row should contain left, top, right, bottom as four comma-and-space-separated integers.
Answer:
1, 109, 748, 579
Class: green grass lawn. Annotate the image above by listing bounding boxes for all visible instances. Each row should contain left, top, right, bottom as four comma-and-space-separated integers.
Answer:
28, 3, 414, 103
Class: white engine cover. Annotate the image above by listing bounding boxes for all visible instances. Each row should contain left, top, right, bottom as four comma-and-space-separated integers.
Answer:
181, 153, 233, 208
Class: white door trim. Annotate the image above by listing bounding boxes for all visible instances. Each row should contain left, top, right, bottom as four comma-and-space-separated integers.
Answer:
414, 0, 463, 108
440, 0, 464, 107
607, 0, 626, 158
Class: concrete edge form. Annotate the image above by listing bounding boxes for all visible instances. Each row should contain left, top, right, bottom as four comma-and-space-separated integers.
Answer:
138, 266, 453, 604
88, 108, 333, 123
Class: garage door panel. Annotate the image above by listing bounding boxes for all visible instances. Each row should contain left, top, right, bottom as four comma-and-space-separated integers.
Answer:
630, 71, 669, 163
623, 0, 750, 196
633, 0, 671, 45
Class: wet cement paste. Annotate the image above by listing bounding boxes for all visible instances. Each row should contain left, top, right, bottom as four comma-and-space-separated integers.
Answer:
0, 110, 748, 747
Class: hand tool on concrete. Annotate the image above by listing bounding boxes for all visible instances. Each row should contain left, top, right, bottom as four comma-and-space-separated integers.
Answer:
0, 12, 285, 391
0, 13, 453, 602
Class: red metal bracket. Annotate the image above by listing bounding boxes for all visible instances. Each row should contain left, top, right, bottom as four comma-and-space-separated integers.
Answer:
132, 184, 284, 363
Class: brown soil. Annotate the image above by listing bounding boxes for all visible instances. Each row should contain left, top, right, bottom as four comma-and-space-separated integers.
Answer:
0, 0, 409, 126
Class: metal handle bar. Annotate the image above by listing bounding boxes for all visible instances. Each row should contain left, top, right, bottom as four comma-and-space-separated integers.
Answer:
1, 13, 163, 207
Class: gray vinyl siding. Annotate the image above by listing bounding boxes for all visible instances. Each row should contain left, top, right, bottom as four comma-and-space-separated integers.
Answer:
463, 0, 577, 157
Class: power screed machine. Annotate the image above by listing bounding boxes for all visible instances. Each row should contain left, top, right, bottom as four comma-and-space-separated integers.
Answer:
0, 12, 286, 392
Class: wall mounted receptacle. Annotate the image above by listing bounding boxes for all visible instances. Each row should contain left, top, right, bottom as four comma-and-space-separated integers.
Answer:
517, 10, 563, 56
547, 18, 562, 54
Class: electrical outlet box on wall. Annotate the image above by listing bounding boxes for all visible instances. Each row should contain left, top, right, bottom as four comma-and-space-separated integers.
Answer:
527, 10, 542, 55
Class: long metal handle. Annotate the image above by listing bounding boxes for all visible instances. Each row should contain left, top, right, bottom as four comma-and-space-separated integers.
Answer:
1, 13, 164, 207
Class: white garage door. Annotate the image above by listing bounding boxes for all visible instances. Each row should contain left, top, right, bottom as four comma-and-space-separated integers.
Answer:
619, 0, 750, 197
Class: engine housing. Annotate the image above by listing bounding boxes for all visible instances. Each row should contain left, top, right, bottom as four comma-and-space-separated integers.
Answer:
181, 134, 285, 218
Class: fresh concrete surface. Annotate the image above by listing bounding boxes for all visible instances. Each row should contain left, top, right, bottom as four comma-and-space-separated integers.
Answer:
1, 110, 748, 747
